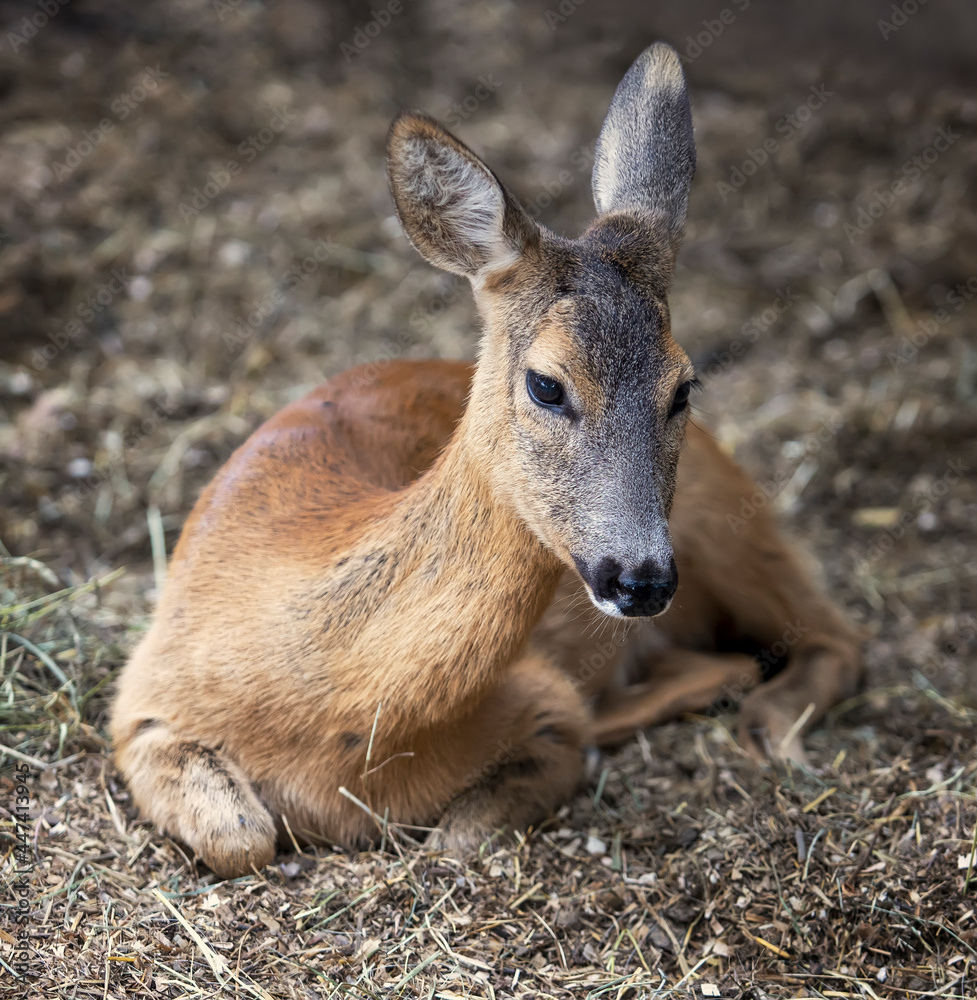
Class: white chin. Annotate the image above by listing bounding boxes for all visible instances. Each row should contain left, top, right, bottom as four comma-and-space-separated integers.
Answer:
587, 592, 626, 618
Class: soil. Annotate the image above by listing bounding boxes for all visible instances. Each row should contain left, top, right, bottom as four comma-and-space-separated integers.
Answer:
1, 1, 976, 997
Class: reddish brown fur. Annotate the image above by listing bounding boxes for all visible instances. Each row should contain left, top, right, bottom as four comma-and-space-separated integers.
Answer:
112, 358, 584, 875
112, 360, 860, 876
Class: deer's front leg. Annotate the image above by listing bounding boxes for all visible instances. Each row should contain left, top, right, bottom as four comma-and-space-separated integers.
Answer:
430, 653, 587, 853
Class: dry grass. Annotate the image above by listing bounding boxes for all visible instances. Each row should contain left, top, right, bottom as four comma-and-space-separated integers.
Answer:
3, 566, 977, 998
1, 1, 976, 996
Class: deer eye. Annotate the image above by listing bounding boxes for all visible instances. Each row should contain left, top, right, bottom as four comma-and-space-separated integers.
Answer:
526, 370, 565, 409
670, 379, 697, 417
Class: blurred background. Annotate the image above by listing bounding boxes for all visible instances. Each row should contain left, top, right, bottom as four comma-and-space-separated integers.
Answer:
1, 4, 976, 993
0, 0, 975, 700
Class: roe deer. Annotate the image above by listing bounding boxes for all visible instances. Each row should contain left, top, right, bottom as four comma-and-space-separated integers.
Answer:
110, 43, 862, 878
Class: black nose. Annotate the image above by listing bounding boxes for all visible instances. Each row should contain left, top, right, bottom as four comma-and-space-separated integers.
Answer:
588, 556, 678, 617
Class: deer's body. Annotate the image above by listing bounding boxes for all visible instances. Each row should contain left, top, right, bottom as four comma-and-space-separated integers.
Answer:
111, 45, 861, 877
114, 360, 579, 868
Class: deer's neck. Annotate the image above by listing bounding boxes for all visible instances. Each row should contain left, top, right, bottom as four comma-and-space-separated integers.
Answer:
332, 400, 562, 727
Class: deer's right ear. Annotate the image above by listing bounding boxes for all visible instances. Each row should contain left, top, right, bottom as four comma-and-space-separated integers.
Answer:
591, 43, 696, 241
387, 111, 538, 279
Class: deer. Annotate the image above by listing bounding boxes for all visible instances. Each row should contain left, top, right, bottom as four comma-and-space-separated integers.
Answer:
110, 43, 862, 879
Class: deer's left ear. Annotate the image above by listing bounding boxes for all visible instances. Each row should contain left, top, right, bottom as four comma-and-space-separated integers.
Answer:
592, 43, 696, 241
387, 111, 539, 279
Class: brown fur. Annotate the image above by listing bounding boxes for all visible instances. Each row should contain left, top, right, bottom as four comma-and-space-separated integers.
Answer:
113, 360, 574, 875
110, 44, 862, 877
111, 360, 860, 876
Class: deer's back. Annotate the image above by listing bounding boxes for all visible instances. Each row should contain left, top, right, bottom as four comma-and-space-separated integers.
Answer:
178, 358, 473, 554
112, 360, 473, 738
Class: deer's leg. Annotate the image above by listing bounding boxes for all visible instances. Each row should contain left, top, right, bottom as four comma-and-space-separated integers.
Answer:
656, 429, 865, 763
590, 649, 761, 746
115, 720, 276, 878
732, 584, 863, 763
431, 654, 587, 854
668, 544, 863, 764
666, 527, 862, 762
694, 525, 862, 763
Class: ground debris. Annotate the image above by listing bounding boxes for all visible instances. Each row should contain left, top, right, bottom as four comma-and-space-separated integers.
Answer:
2, 2, 976, 997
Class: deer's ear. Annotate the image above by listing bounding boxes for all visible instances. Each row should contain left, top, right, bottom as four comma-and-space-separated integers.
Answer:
592, 43, 696, 241
387, 111, 538, 278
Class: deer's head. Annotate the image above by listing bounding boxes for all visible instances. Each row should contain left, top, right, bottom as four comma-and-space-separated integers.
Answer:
387, 43, 697, 618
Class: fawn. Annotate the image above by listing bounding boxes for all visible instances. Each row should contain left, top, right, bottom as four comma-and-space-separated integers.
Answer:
111, 44, 861, 877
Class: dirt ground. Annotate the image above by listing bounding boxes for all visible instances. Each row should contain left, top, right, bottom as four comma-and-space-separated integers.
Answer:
1, 1, 976, 997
